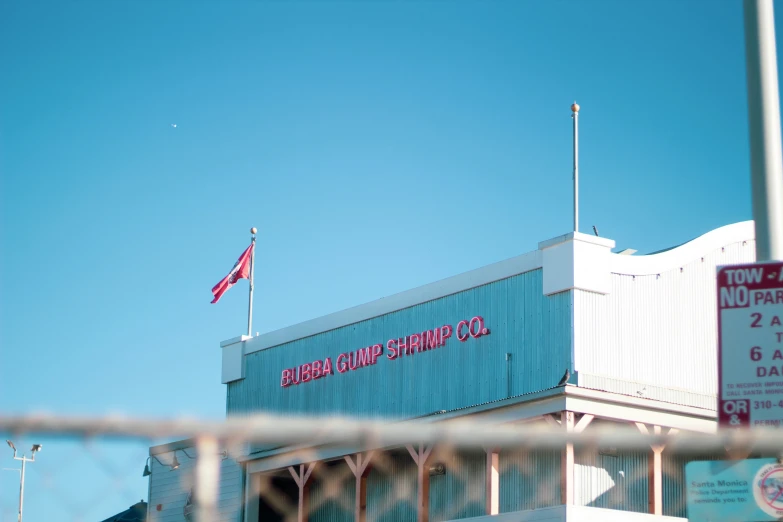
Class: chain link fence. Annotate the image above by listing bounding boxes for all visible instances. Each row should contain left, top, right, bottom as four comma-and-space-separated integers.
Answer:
1, 413, 782, 522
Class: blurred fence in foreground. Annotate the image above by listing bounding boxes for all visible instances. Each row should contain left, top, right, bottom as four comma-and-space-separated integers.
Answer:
1, 413, 782, 522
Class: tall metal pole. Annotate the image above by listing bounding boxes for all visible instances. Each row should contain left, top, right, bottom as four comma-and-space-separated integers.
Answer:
18, 456, 25, 522
247, 227, 257, 337
744, 0, 783, 261
571, 102, 580, 233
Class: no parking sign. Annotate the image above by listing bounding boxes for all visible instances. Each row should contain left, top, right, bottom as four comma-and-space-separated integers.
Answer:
717, 262, 783, 429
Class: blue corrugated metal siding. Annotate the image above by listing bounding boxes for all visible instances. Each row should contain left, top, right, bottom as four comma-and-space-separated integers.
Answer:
662, 453, 685, 518
309, 461, 355, 522
662, 451, 724, 518
499, 449, 561, 512
366, 453, 417, 522
430, 451, 485, 522
228, 270, 571, 418
575, 449, 648, 513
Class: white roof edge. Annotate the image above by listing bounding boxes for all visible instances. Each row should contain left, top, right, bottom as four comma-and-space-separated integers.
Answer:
220, 335, 252, 348
150, 438, 194, 455
609, 220, 755, 276
241, 249, 543, 354
538, 231, 616, 250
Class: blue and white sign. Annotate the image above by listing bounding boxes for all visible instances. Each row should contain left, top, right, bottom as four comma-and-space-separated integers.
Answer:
686, 458, 783, 521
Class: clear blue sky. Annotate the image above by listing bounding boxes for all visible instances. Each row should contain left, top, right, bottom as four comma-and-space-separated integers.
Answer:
0, 0, 778, 519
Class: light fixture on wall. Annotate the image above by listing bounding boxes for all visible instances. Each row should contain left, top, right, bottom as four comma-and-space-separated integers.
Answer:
142, 456, 177, 476
598, 447, 618, 457
143, 448, 228, 476
429, 463, 446, 476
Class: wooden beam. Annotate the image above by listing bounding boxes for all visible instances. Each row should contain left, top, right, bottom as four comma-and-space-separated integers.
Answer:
635, 423, 677, 516
560, 411, 574, 505
649, 443, 663, 515
485, 449, 499, 515
574, 413, 595, 433
544, 414, 561, 428
345, 452, 375, 522
288, 462, 316, 522
406, 444, 433, 522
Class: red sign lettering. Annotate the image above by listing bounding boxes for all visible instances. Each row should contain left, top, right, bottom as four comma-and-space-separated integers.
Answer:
280, 316, 489, 387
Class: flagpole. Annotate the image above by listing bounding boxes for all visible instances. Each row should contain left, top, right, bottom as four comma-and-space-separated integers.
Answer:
571, 102, 580, 233
247, 227, 257, 337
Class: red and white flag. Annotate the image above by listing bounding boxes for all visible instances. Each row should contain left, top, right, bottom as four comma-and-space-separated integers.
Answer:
211, 243, 254, 304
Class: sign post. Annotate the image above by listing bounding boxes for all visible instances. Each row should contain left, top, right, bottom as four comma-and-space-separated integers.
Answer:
718, 261, 783, 429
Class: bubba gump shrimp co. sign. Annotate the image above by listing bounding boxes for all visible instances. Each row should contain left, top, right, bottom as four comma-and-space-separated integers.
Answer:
280, 315, 489, 387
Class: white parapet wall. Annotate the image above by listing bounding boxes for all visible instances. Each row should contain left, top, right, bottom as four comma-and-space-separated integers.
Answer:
574, 221, 756, 408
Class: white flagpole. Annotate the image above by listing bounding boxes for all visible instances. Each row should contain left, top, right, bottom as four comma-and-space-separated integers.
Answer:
571, 102, 580, 233
743, 0, 783, 261
247, 227, 257, 337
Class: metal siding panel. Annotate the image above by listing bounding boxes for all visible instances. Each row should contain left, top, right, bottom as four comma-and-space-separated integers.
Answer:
148, 448, 244, 522
228, 270, 572, 418
429, 451, 485, 522
613, 451, 648, 513
366, 454, 418, 522
499, 449, 561, 512
575, 241, 755, 408
309, 461, 355, 522
662, 451, 724, 518
662, 453, 686, 518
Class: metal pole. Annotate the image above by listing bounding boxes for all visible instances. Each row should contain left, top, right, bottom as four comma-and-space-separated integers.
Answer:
572, 102, 580, 233
19, 457, 25, 522
744, 0, 783, 261
247, 227, 257, 337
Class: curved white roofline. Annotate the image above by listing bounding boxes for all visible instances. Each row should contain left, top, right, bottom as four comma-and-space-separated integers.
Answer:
609, 220, 755, 276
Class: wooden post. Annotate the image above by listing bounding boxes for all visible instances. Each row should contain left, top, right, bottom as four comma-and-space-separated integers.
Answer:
344, 451, 375, 522
288, 463, 316, 522
244, 472, 262, 522
546, 412, 593, 506
485, 449, 499, 515
635, 423, 676, 515
406, 444, 433, 522
560, 411, 575, 505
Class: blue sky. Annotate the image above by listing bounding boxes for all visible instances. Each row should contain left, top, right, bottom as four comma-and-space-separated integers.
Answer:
0, 0, 779, 519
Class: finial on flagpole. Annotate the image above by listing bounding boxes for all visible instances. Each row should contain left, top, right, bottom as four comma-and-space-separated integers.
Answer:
571, 101, 579, 232
250, 227, 257, 235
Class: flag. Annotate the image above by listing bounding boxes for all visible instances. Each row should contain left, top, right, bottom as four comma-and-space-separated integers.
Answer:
211, 243, 254, 304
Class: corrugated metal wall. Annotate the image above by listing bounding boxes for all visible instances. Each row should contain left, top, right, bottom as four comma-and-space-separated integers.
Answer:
430, 451, 485, 522
662, 450, 725, 518
228, 269, 572, 418
499, 448, 561, 512
308, 460, 355, 522
574, 449, 648, 513
366, 453, 418, 522
575, 240, 755, 406
147, 447, 243, 522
